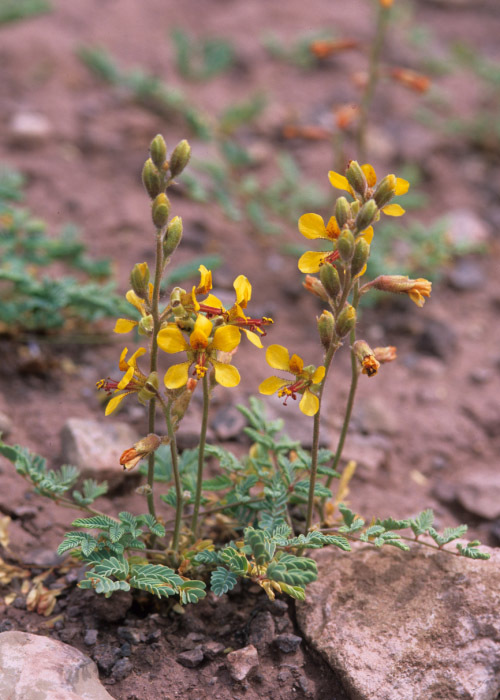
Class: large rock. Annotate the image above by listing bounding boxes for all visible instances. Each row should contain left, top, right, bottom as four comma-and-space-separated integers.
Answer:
297, 546, 500, 700
0, 631, 114, 699
60, 418, 139, 488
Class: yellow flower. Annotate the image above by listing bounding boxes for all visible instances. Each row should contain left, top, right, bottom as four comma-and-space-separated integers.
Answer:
114, 284, 154, 334
259, 344, 325, 416
199, 274, 273, 349
157, 314, 241, 389
328, 163, 409, 217
297, 213, 373, 274
96, 347, 147, 415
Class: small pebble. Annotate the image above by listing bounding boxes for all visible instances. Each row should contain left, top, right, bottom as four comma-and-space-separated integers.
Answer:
84, 629, 98, 646
176, 647, 204, 668
274, 633, 302, 654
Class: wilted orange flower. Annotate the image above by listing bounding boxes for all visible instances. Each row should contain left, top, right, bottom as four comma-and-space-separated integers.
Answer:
390, 68, 430, 94
374, 346, 397, 363
370, 275, 432, 307
310, 38, 358, 59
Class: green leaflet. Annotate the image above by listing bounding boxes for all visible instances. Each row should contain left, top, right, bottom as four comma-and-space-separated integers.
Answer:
211, 567, 238, 596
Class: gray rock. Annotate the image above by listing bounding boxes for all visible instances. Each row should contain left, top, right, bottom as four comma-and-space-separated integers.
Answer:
111, 657, 132, 681
0, 631, 114, 699
211, 405, 247, 441
447, 259, 485, 291
176, 647, 204, 668
274, 633, 302, 654
456, 472, 500, 520
248, 611, 276, 652
202, 640, 225, 659
84, 629, 98, 646
8, 112, 52, 147
117, 626, 144, 645
415, 318, 458, 360
352, 396, 399, 436
444, 209, 490, 249
226, 644, 259, 681
297, 546, 500, 700
60, 418, 140, 488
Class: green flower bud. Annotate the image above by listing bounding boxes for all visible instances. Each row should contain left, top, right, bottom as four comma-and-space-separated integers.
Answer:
152, 193, 171, 229
317, 310, 335, 349
138, 314, 154, 335
335, 197, 351, 228
169, 139, 191, 178
335, 304, 356, 337
337, 229, 355, 262
346, 161, 367, 197
150, 134, 167, 169
355, 199, 378, 232
142, 158, 163, 199
351, 238, 370, 277
319, 262, 341, 299
130, 262, 150, 297
374, 174, 397, 208
138, 371, 159, 402
163, 215, 183, 258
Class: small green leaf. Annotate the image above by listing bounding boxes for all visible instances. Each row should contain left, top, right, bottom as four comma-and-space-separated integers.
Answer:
72, 515, 117, 530
278, 582, 306, 601
456, 543, 490, 560
211, 567, 237, 596
245, 527, 276, 565
94, 556, 129, 579
410, 509, 434, 537
178, 580, 207, 604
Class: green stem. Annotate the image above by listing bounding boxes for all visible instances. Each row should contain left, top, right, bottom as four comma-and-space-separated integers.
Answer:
161, 399, 183, 554
146, 232, 164, 521
191, 373, 210, 537
356, 3, 390, 163
327, 281, 360, 487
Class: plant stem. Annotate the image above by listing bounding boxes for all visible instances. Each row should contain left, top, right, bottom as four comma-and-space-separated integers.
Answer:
327, 281, 360, 487
191, 373, 210, 538
161, 399, 183, 554
356, 2, 390, 163
146, 232, 164, 521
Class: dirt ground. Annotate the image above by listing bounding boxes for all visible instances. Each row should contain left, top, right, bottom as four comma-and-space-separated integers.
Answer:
0, 1, 500, 698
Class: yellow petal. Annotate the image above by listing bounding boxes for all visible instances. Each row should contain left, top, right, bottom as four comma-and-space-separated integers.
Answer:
233, 275, 252, 307
117, 366, 134, 390
242, 329, 263, 349
298, 213, 327, 240
328, 171, 350, 192
289, 353, 304, 375
408, 290, 425, 308
118, 347, 129, 370
212, 360, 240, 387
157, 325, 189, 354
148, 282, 154, 303
193, 314, 213, 338
360, 226, 374, 245
126, 290, 146, 314
196, 265, 212, 293
212, 324, 241, 352
114, 319, 138, 334
164, 362, 190, 389
355, 263, 367, 278
203, 294, 225, 311
361, 164, 377, 188
299, 390, 319, 416
128, 347, 146, 368
298, 251, 328, 274
105, 392, 131, 416
311, 366, 326, 384
266, 344, 290, 371
395, 178, 410, 196
383, 203, 405, 217
259, 376, 289, 395
325, 216, 341, 240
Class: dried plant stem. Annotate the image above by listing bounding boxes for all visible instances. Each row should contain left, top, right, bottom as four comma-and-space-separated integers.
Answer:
356, 2, 390, 163
191, 373, 210, 537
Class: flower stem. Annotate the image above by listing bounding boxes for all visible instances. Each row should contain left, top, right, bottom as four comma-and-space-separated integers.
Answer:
191, 373, 210, 538
356, 2, 390, 163
327, 281, 360, 487
162, 399, 183, 554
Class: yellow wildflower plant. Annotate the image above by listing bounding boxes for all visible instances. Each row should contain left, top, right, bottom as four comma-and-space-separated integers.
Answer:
198, 273, 273, 348
96, 347, 148, 415
114, 279, 154, 335
259, 344, 325, 416
298, 213, 374, 274
158, 314, 241, 389
328, 162, 409, 216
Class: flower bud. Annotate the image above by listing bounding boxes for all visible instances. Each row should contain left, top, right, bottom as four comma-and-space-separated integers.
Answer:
317, 310, 334, 349
355, 199, 378, 232
150, 134, 167, 168
138, 314, 154, 335
352, 340, 380, 377
335, 196, 351, 228
303, 275, 328, 302
138, 371, 159, 403
351, 238, 370, 277
152, 193, 171, 229
335, 304, 356, 337
346, 160, 367, 197
130, 262, 150, 298
374, 174, 397, 208
337, 229, 355, 262
120, 433, 162, 471
373, 346, 397, 363
169, 139, 191, 178
319, 262, 341, 299
142, 158, 163, 199
371, 275, 432, 307
163, 216, 183, 258
171, 381, 197, 424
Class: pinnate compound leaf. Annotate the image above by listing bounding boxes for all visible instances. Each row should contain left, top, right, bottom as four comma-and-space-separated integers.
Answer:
267, 553, 317, 586
376, 517, 411, 531
79, 572, 130, 595
456, 543, 490, 560
138, 514, 166, 537
108, 522, 125, 543
72, 479, 108, 505
72, 515, 117, 530
193, 549, 221, 565
178, 580, 207, 604
57, 532, 98, 556
294, 480, 332, 499
245, 527, 276, 565
219, 547, 249, 575
211, 567, 238, 596
94, 556, 129, 579
410, 509, 434, 536
202, 474, 233, 491
428, 525, 468, 547
278, 582, 306, 601
338, 504, 365, 533
286, 531, 351, 551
